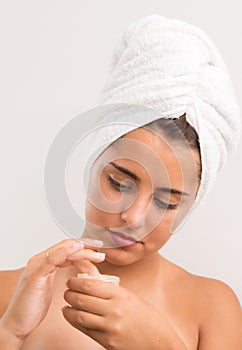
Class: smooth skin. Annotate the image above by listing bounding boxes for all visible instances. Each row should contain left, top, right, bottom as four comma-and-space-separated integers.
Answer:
0, 128, 241, 349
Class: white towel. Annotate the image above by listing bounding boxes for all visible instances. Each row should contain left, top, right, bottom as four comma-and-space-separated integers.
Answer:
95, 15, 241, 208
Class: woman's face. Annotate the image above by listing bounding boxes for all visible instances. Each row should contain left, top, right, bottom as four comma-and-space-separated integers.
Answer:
84, 127, 200, 265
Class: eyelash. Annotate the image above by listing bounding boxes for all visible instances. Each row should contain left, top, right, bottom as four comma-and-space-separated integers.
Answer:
107, 176, 178, 210
108, 175, 135, 192
153, 198, 178, 210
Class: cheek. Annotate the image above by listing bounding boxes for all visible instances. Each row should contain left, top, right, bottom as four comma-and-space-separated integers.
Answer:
143, 224, 172, 252
154, 213, 173, 237
142, 212, 174, 247
85, 200, 118, 228
85, 200, 104, 224
145, 206, 175, 236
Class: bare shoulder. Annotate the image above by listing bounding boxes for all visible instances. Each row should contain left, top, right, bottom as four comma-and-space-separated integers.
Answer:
195, 275, 242, 349
164, 259, 241, 308
0, 268, 24, 317
187, 271, 241, 313
176, 266, 242, 349
180, 268, 241, 305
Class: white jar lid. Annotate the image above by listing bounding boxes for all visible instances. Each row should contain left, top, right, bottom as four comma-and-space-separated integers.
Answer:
77, 273, 120, 285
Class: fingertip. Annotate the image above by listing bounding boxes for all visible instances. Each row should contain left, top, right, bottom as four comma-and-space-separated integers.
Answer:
62, 305, 69, 312
62, 305, 70, 318
67, 241, 84, 255
65, 277, 74, 289
72, 241, 85, 249
79, 238, 104, 248
93, 252, 106, 260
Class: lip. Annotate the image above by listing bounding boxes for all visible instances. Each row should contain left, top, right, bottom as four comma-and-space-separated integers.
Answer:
108, 229, 139, 247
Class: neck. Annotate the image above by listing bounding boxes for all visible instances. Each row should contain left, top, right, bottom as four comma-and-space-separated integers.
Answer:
95, 252, 165, 287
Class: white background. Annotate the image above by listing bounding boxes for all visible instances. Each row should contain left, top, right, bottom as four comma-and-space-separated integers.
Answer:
0, 1, 241, 303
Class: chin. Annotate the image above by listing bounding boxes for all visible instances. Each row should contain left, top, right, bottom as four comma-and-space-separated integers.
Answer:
100, 246, 143, 266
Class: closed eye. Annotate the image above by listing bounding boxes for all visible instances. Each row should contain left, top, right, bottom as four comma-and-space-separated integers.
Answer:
153, 197, 178, 210
108, 175, 178, 209
107, 175, 136, 192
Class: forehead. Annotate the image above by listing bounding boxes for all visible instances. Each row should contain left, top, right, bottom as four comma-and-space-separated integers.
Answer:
94, 127, 199, 193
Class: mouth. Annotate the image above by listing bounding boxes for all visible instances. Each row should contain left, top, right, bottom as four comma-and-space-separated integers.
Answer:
108, 229, 141, 247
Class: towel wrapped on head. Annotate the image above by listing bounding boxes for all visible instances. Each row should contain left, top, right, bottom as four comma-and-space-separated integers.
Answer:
96, 15, 241, 208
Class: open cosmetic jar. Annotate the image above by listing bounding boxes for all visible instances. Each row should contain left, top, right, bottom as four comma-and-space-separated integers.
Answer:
77, 273, 120, 285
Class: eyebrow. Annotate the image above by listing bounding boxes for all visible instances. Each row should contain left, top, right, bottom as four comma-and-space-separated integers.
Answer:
109, 162, 189, 196
109, 162, 140, 182
156, 187, 189, 197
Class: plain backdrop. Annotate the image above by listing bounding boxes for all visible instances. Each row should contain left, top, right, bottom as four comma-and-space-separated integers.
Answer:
0, 1, 241, 303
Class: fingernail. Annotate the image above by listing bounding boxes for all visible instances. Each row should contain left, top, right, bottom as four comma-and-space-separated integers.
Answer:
72, 241, 84, 249
93, 252, 106, 259
79, 238, 103, 247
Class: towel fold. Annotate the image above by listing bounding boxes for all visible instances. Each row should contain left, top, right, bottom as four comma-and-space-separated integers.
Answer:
96, 15, 241, 207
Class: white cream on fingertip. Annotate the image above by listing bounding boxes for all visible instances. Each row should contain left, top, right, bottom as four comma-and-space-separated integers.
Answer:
78, 238, 104, 247
93, 252, 106, 259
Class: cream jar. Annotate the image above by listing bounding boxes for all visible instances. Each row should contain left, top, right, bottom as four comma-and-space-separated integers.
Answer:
77, 273, 120, 285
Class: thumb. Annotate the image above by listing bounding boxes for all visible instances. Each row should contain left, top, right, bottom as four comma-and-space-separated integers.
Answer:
72, 259, 101, 276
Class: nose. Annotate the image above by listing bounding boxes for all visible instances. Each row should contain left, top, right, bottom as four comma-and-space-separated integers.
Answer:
120, 193, 150, 227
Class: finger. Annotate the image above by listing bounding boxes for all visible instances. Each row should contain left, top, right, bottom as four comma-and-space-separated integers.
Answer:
64, 290, 107, 315
31, 242, 84, 276
67, 249, 105, 262
36, 245, 104, 277
78, 238, 104, 249
70, 260, 101, 276
67, 277, 118, 299
30, 239, 82, 261
62, 306, 106, 331
32, 239, 103, 261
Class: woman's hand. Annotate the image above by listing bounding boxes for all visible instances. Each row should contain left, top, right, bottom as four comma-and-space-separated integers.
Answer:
63, 277, 188, 350
0, 239, 105, 346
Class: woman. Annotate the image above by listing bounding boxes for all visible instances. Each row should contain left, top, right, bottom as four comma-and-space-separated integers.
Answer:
0, 15, 242, 349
